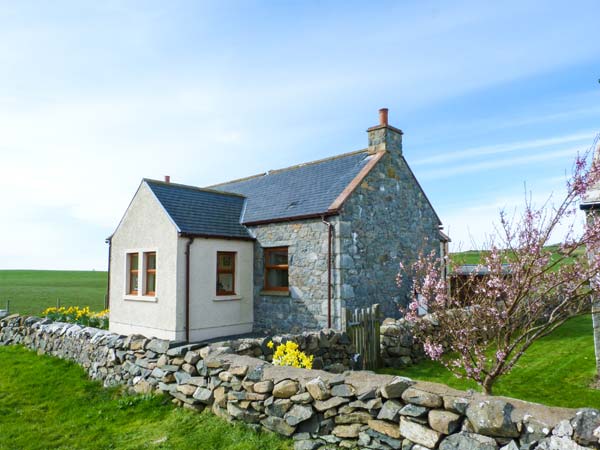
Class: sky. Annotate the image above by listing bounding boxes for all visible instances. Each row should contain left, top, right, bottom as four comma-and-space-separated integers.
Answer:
0, 0, 599, 270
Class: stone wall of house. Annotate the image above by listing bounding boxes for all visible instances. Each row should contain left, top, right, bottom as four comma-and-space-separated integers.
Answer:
248, 218, 342, 333
337, 150, 442, 320
2, 315, 599, 450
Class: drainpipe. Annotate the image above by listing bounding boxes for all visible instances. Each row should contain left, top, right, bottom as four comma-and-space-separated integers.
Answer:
185, 237, 194, 342
321, 216, 333, 328
105, 238, 111, 310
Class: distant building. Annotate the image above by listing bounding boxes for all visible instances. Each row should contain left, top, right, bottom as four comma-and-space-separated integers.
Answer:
449, 264, 512, 306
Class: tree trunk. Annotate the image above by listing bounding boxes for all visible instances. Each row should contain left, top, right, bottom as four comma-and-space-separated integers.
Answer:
593, 296, 600, 378
481, 376, 494, 396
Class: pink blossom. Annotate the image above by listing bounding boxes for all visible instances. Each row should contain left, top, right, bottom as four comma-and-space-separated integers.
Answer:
397, 140, 600, 395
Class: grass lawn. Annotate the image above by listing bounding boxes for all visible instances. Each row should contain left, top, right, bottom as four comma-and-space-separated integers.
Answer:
0, 270, 107, 316
0, 346, 291, 450
379, 314, 600, 409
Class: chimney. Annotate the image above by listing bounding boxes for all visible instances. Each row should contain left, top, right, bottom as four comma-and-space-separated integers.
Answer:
379, 108, 388, 126
367, 108, 403, 155
164, 175, 171, 183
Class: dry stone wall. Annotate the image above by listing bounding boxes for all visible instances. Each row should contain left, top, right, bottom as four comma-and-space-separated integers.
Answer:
1, 314, 599, 450
206, 328, 356, 373
380, 317, 425, 368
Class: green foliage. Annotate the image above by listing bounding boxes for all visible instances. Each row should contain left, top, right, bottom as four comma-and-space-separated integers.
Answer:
0, 346, 291, 450
379, 315, 600, 408
0, 270, 107, 316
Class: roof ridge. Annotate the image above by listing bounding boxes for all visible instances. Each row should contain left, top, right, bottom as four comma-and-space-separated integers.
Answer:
208, 148, 369, 187
208, 172, 267, 188
144, 178, 246, 198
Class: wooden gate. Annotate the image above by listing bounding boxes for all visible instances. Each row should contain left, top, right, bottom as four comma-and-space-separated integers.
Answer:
344, 303, 381, 370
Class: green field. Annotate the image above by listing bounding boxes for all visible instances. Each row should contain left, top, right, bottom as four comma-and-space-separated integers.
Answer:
0, 270, 107, 316
379, 314, 600, 409
0, 346, 291, 450
450, 244, 586, 266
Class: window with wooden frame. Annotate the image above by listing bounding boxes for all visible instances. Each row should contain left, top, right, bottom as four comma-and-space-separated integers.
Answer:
264, 247, 289, 291
128, 253, 139, 295
216, 252, 236, 295
144, 252, 156, 296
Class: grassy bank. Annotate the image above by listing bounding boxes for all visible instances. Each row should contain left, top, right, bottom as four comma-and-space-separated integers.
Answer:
0, 345, 291, 450
379, 314, 600, 409
0, 270, 107, 316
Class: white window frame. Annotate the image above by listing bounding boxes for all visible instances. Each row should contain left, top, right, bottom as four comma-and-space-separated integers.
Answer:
124, 248, 158, 302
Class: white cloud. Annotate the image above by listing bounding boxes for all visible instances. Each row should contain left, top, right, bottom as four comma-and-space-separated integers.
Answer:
413, 131, 595, 166
420, 146, 585, 180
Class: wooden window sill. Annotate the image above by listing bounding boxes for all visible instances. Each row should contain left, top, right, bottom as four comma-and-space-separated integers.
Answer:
259, 290, 290, 297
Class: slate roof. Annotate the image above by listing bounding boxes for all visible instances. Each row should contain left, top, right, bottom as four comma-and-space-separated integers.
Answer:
145, 179, 253, 240
210, 149, 376, 224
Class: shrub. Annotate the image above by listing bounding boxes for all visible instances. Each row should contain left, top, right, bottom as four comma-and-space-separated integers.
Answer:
41, 306, 110, 329
267, 340, 314, 369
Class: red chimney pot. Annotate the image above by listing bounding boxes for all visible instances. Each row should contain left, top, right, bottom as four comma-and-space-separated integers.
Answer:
379, 108, 389, 126
165, 175, 170, 183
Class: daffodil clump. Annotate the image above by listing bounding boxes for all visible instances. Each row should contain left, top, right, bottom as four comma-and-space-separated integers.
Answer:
267, 340, 314, 369
41, 306, 110, 329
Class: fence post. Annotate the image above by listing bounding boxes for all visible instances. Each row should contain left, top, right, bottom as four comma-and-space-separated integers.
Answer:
373, 303, 381, 368
56, 298, 61, 309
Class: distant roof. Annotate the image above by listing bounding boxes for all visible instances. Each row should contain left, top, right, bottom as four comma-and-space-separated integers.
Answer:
145, 179, 253, 240
210, 149, 378, 224
581, 185, 600, 209
452, 264, 512, 276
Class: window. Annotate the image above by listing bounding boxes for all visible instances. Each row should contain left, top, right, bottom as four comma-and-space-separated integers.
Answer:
264, 247, 289, 291
217, 252, 236, 295
145, 252, 156, 296
128, 253, 139, 295
126, 251, 157, 298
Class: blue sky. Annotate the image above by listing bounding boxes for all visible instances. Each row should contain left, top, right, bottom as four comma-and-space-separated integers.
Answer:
1, 1, 599, 270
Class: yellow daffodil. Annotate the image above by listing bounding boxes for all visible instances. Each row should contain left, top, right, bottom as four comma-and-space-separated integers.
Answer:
271, 340, 313, 369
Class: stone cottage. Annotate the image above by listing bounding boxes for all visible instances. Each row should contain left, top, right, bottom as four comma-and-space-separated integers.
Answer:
106, 109, 448, 341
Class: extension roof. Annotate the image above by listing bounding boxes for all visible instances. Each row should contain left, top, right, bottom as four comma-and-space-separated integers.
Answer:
210, 149, 381, 224
144, 179, 253, 240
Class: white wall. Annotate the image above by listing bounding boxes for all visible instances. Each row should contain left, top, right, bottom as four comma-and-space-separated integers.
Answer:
177, 237, 254, 341
109, 182, 181, 340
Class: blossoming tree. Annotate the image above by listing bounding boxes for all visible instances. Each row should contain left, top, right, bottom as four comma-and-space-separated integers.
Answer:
399, 138, 600, 395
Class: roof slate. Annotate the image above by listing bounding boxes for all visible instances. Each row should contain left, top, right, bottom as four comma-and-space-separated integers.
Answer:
145, 179, 252, 239
211, 150, 376, 223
